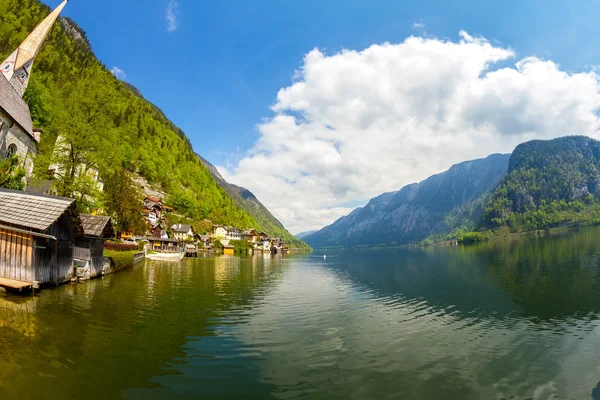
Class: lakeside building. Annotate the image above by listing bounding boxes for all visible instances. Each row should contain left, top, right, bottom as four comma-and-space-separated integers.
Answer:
210, 225, 288, 253
0, 1, 68, 180
172, 224, 194, 241
75, 215, 114, 279
228, 227, 241, 240
213, 225, 228, 238
147, 237, 178, 252
0, 188, 82, 290
242, 229, 258, 243
223, 245, 235, 255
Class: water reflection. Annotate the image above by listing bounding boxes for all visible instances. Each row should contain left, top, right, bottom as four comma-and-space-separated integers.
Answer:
2, 232, 600, 399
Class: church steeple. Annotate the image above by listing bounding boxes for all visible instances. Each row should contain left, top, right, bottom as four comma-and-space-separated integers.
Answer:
0, 0, 68, 97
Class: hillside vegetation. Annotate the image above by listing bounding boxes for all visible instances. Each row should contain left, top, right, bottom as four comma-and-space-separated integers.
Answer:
307, 136, 600, 248
0, 0, 306, 247
305, 154, 510, 248
481, 136, 600, 232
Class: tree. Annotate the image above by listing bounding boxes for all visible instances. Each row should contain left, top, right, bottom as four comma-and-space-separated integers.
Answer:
103, 169, 146, 235
36, 66, 118, 203
0, 155, 25, 190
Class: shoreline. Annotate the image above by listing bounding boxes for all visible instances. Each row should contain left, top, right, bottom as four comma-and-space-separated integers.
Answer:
310, 222, 600, 251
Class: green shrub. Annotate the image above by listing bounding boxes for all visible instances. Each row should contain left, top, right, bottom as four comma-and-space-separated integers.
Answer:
230, 239, 249, 254
105, 250, 138, 269
458, 232, 488, 244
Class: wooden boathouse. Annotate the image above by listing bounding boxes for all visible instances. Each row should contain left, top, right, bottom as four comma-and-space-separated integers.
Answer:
0, 188, 82, 290
75, 215, 114, 279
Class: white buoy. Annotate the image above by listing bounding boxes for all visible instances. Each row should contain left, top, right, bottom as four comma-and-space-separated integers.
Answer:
324, 255, 327, 260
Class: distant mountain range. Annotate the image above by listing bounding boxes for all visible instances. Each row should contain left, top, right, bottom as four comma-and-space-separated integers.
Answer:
305, 153, 510, 247
295, 230, 318, 239
305, 136, 600, 248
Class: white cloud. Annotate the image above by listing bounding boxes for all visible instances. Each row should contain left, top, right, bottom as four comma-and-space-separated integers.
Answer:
220, 31, 600, 234
110, 66, 127, 80
412, 22, 426, 30
166, 0, 179, 32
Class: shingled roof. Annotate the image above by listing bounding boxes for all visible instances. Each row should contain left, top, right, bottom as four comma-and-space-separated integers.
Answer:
0, 188, 76, 231
172, 224, 192, 233
80, 214, 114, 238
0, 75, 34, 139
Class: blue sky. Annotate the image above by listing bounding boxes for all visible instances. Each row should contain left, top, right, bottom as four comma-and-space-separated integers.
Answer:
49, 0, 600, 233
56, 0, 600, 164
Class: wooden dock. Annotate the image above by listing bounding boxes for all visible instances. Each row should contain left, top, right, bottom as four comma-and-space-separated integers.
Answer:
0, 277, 33, 291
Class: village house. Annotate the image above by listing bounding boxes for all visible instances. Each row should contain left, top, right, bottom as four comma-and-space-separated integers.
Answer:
261, 239, 271, 252
142, 197, 174, 238
242, 229, 258, 244
270, 238, 288, 254
149, 222, 164, 238
172, 224, 194, 241
198, 235, 212, 248
47, 135, 104, 193
0, 1, 67, 180
213, 225, 228, 238
258, 231, 269, 241
0, 188, 83, 290
74, 215, 114, 280
147, 237, 178, 252
228, 227, 242, 241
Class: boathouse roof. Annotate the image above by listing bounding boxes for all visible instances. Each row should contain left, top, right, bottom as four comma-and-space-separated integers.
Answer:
0, 75, 34, 137
80, 214, 114, 238
0, 188, 78, 232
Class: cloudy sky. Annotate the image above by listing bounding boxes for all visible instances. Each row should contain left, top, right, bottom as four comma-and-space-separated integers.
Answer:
56, 0, 600, 234
219, 32, 600, 233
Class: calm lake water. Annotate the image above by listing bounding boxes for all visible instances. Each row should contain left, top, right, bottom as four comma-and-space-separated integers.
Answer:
3, 228, 600, 399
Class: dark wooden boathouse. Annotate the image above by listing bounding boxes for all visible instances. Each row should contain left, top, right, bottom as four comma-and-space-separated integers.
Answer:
0, 188, 82, 290
75, 215, 114, 279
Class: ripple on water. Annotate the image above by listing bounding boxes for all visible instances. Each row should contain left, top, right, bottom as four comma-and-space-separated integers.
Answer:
5, 238, 600, 399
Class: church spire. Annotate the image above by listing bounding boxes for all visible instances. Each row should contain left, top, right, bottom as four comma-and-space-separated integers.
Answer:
0, 0, 68, 97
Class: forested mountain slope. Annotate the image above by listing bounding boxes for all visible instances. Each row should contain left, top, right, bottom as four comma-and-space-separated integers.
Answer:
0, 0, 304, 246
481, 136, 600, 232
198, 156, 307, 248
305, 153, 510, 247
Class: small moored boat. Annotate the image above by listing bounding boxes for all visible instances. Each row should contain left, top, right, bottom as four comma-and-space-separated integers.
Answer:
146, 252, 185, 262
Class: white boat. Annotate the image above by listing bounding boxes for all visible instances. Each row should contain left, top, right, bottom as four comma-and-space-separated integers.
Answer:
146, 252, 185, 262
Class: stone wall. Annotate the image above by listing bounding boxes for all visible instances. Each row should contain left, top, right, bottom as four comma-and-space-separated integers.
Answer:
0, 122, 37, 178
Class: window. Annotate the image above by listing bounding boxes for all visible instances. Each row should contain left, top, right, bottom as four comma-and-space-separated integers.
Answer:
6, 143, 17, 158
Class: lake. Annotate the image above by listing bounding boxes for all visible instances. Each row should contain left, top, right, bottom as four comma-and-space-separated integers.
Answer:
3, 228, 600, 399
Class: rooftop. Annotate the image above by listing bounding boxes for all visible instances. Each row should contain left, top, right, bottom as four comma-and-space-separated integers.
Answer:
0, 188, 77, 232
172, 224, 192, 233
80, 214, 114, 238
0, 75, 34, 138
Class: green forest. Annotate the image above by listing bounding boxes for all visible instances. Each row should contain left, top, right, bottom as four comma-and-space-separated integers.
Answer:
476, 136, 600, 237
0, 0, 307, 248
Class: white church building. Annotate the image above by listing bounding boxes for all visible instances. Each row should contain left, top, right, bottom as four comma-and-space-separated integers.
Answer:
0, 0, 68, 179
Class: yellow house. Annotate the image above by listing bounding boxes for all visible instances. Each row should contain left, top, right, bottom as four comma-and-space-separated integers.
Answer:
120, 231, 133, 240
223, 245, 235, 255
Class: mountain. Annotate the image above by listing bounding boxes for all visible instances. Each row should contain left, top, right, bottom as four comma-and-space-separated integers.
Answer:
481, 136, 600, 232
305, 153, 511, 248
198, 156, 308, 248
295, 230, 318, 239
0, 0, 303, 244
